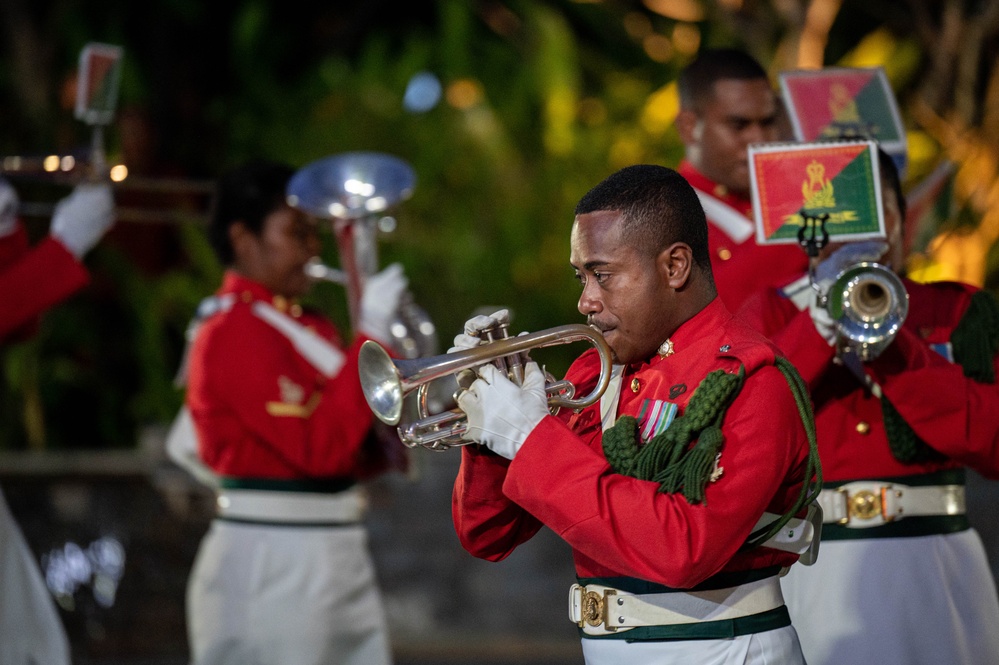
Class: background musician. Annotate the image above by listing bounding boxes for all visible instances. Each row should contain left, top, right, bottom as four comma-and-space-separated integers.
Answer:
181, 160, 408, 665
737, 149, 999, 664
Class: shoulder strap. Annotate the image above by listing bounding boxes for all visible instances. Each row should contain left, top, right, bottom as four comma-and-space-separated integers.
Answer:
694, 190, 755, 243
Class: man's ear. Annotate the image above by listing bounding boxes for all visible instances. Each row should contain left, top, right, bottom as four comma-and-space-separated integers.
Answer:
657, 242, 693, 289
675, 109, 699, 146
228, 221, 253, 261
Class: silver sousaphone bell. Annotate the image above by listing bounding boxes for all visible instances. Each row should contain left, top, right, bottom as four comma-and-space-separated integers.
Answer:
287, 151, 437, 359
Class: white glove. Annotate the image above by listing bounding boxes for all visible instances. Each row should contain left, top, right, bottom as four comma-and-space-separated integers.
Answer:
457, 361, 549, 460
815, 240, 889, 283
449, 309, 510, 353
49, 183, 115, 258
0, 177, 19, 237
358, 262, 408, 342
808, 290, 836, 346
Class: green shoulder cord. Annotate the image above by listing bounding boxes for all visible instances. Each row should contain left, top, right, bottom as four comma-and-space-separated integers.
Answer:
883, 289, 999, 463
743, 357, 822, 549
602, 358, 822, 550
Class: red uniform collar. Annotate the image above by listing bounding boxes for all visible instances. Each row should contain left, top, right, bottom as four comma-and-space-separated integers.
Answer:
218, 270, 304, 315
626, 297, 732, 372
677, 160, 752, 212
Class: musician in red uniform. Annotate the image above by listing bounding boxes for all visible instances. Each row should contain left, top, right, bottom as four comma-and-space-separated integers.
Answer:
0, 175, 114, 665
0, 176, 114, 340
737, 149, 999, 664
183, 161, 408, 665
674, 48, 808, 312
451, 165, 819, 664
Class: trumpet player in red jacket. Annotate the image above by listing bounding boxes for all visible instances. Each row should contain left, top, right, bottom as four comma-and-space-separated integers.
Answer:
737, 149, 999, 665
451, 165, 820, 665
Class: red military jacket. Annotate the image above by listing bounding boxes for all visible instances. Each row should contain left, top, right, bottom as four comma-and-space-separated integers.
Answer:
738, 277, 999, 482
452, 298, 812, 589
678, 161, 808, 314
186, 271, 391, 481
0, 225, 88, 342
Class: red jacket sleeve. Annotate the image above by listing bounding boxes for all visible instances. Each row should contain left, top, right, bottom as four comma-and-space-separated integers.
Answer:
0, 233, 89, 340
866, 326, 999, 478
451, 444, 544, 561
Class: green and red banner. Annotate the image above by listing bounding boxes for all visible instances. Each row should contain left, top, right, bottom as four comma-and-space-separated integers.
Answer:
749, 140, 885, 245
75, 43, 124, 126
779, 67, 906, 176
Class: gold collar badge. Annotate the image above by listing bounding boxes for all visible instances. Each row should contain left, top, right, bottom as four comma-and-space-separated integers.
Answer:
658, 339, 675, 358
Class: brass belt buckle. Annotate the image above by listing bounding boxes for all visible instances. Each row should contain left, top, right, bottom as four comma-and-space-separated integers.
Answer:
837, 485, 891, 524
578, 587, 617, 630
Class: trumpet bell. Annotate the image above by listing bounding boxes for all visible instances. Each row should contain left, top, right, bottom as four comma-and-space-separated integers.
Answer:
827, 262, 909, 361
359, 341, 406, 426
286, 152, 415, 220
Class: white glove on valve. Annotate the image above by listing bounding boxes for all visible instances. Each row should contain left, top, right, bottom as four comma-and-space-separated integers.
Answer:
457, 361, 548, 460
358, 262, 408, 342
449, 309, 510, 353
50, 183, 115, 258
0, 177, 20, 238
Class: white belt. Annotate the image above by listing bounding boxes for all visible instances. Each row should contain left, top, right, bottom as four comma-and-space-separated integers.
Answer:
568, 574, 784, 637
215, 487, 365, 525
818, 482, 965, 527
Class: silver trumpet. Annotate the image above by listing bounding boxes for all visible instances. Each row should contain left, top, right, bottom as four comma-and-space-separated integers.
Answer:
288, 151, 438, 359
359, 322, 614, 451
822, 262, 909, 361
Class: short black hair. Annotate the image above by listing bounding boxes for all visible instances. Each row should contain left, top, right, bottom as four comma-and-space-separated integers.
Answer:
208, 160, 295, 265
678, 48, 769, 111
575, 164, 711, 270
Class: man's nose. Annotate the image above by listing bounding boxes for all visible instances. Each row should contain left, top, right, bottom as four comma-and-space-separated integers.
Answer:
577, 283, 602, 317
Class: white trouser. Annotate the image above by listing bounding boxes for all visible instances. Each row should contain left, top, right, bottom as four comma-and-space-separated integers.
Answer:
0, 488, 71, 665
580, 624, 804, 665
187, 519, 391, 665
783, 529, 999, 665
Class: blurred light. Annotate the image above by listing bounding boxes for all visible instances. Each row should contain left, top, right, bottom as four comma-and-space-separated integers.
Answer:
43, 536, 126, 611
3, 156, 22, 170
345, 178, 375, 197
641, 82, 680, 134
377, 215, 397, 233
644, 0, 705, 22
578, 98, 608, 126
672, 24, 701, 55
446, 79, 483, 110
643, 34, 674, 63
623, 12, 653, 40
403, 71, 442, 114
60, 155, 75, 171
109, 164, 128, 181
44, 155, 60, 172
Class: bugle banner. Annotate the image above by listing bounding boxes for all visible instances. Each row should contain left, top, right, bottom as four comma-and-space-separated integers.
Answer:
778, 66, 907, 176
748, 140, 885, 245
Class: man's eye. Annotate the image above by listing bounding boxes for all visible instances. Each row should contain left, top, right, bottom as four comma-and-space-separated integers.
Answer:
573, 271, 584, 285
593, 272, 607, 284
